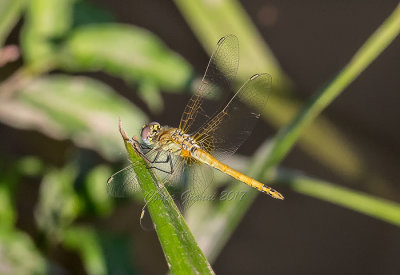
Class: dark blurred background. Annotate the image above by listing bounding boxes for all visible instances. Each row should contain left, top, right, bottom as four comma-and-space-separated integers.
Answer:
1, 0, 400, 274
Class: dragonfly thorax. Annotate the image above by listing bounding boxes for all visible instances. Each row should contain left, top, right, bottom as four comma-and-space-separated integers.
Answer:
170, 129, 200, 153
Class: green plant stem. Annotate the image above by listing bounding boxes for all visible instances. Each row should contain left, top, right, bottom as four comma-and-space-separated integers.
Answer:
190, 3, 400, 261
271, 168, 400, 226
118, 121, 214, 275
263, 3, 400, 170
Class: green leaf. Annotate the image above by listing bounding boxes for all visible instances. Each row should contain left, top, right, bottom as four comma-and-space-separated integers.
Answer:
63, 226, 107, 275
84, 165, 114, 216
0, 184, 16, 229
21, 0, 74, 67
72, 0, 115, 28
59, 24, 193, 91
63, 226, 138, 275
0, 156, 43, 229
17, 155, 44, 176
97, 231, 137, 275
118, 123, 214, 275
137, 79, 164, 113
35, 164, 82, 239
0, 164, 17, 229
0, 75, 148, 160
0, 0, 28, 46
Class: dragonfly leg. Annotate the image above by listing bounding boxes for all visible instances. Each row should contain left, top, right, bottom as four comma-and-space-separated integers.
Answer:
138, 143, 152, 155
148, 151, 161, 163
149, 151, 171, 164
148, 153, 174, 174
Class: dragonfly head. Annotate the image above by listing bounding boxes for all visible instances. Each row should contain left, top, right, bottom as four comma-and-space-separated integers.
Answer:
141, 122, 161, 145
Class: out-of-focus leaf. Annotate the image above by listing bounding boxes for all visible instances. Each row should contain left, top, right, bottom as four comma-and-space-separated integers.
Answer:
0, 158, 21, 229
17, 156, 44, 176
0, 0, 28, 46
0, 228, 46, 275
138, 79, 164, 113
35, 164, 82, 239
63, 226, 107, 275
72, 0, 115, 28
0, 75, 148, 160
98, 232, 137, 275
0, 185, 15, 229
59, 24, 193, 91
84, 165, 114, 216
0, 156, 43, 229
63, 227, 138, 275
27, 0, 73, 36
21, 0, 74, 67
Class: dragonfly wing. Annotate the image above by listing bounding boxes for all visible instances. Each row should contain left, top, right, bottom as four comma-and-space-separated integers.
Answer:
193, 73, 272, 160
179, 34, 239, 134
107, 165, 141, 198
181, 162, 215, 210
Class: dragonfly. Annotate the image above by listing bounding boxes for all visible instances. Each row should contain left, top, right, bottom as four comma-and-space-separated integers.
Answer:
107, 35, 284, 206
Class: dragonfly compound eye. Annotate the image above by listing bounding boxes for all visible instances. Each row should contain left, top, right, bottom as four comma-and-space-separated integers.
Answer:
150, 122, 160, 132
140, 122, 160, 145
140, 125, 152, 145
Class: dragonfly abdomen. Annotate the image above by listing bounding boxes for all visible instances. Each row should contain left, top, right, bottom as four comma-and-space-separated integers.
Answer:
193, 149, 284, 200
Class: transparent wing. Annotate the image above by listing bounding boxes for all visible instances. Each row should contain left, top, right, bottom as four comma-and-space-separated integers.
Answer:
106, 148, 185, 198
106, 164, 142, 198
179, 34, 239, 134
180, 161, 215, 210
193, 73, 272, 160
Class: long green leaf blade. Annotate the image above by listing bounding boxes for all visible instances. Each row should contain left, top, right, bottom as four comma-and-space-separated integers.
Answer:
118, 122, 214, 275
60, 24, 192, 92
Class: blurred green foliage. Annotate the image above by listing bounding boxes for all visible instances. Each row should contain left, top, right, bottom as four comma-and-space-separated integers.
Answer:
0, 0, 173, 272
63, 226, 138, 275
35, 164, 82, 239
60, 25, 192, 91
0, 228, 46, 275
17, 75, 147, 160
0, 0, 27, 46
0, 0, 399, 274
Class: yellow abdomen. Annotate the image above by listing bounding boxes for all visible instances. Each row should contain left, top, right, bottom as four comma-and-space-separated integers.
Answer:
192, 148, 284, 200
